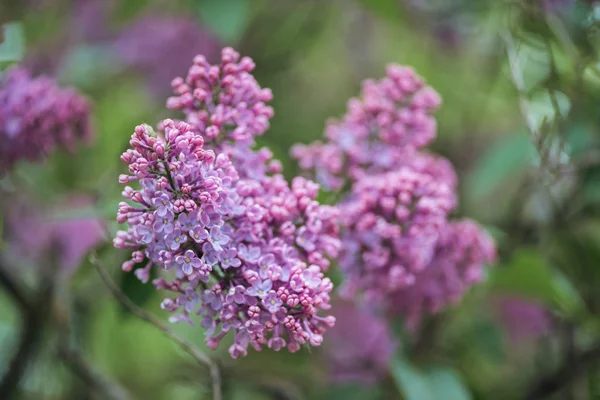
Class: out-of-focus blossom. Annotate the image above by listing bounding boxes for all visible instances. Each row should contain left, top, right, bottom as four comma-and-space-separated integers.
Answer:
294, 66, 496, 323
0, 67, 92, 172
495, 295, 553, 344
114, 15, 220, 97
389, 220, 497, 328
291, 64, 441, 190
324, 301, 397, 386
338, 163, 457, 301
4, 194, 105, 272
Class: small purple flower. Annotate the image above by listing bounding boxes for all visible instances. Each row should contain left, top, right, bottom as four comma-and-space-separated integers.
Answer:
152, 194, 173, 217
134, 225, 154, 244
238, 243, 260, 263
176, 250, 202, 275
203, 290, 223, 311
177, 287, 200, 312
202, 242, 219, 265
207, 226, 230, 251
222, 310, 242, 332
178, 212, 197, 231
219, 249, 241, 269
262, 290, 282, 313
190, 225, 209, 243
152, 210, 175, 234
302, 265, 322, 289
247, 279, 272, 299
258, 254, 277, 279
226, 285, 246, 304
296, 227, 317, 252
166, 228, 188, 250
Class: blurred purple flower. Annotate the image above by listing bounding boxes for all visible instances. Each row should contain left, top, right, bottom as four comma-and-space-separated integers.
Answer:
324, 301, 396, 386
114, 15, 220, 97
495, 295, 553, 344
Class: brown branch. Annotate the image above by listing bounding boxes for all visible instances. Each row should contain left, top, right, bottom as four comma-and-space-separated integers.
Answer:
89, 252, 222, 400
0, 254, 59, 399
0, 261, 30, 312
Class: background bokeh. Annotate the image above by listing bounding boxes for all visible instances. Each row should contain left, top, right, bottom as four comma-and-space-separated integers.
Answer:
2, 0, 600, 399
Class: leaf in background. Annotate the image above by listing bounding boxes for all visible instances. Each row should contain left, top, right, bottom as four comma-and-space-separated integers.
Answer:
196, 0, 250, 43
490, 248, 564, 307
427, 368, 472, 400
523, 89, 571, 134
59, 44, 121, 88
119, 261, 156, 317
505, 34, 550, 93
392, 358, 432, 400
467, 133, 536, 199
392, 358, 472, 400
0, 22, 25, 65
358, 0, 403, 20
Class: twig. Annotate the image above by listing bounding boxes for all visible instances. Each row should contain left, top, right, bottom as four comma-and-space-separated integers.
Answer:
57, 340, 134, 400
0, 261, 30, 312
526, 343, 600, 399
0, 254, 59, 399
89, 252, 222, 400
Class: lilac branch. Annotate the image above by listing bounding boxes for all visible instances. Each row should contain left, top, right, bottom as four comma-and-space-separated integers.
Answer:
89, 252, 222, 400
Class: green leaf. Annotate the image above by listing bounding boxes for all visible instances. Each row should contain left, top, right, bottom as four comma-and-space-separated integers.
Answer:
196, 0, 250, 43
427, 368, 472, 400
467, 133, 536, 199
392, 358, 432, 400
358, 0, 402, 20
392, 359, 471, 400
523, 90, 570, 134
505, 34, 550, 92
490, 248, 563, 307
0, 22, 25, 65
322, 383, 382, 400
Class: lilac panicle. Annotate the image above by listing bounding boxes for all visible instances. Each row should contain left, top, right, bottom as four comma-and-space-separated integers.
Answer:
291, 64, 441, 190
0, 67, 92, 172
116, 49, 341, 358
293, 66, 496, 322
167, 47, 278, 179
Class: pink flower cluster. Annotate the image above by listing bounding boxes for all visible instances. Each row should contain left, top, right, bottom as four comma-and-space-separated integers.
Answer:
115, 49, 340, 358
293, 65, 496, 321
0, 67, 92, 172
167, 47, 278, 179
292, 65, 441, 190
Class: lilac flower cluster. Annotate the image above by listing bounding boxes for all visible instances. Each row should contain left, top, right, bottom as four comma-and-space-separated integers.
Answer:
115, 49, 340, 358
324, 301, 396, 386
167, 47, 279, 179
291, 65, 441, 190
388, 220, 496, 328
293, 66, 496, 322
0, 67, 92, 172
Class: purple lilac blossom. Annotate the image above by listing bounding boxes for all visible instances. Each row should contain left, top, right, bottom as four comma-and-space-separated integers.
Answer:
388, 220, 497, 328
324, 301, 397, 386
115, 50, 341, 358
167, 47, 279, 179
495, 295, 553, 345
293, 66, 496, 322
114, 15, 220, 98
338, 163, 457, 302
5, 194, 105, 272
291, 64, 442, 190
0, 67, 92, 172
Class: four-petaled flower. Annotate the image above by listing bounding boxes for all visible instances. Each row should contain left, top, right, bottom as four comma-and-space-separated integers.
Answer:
166, 228, 188, 250
190, 225, 209, 243
247, 279, 273, 299
262, 290, 282, 313
152, 194, 172, 217
207, 226, 230, 251
219, 249, 241, 269
176, 250, 202, 275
